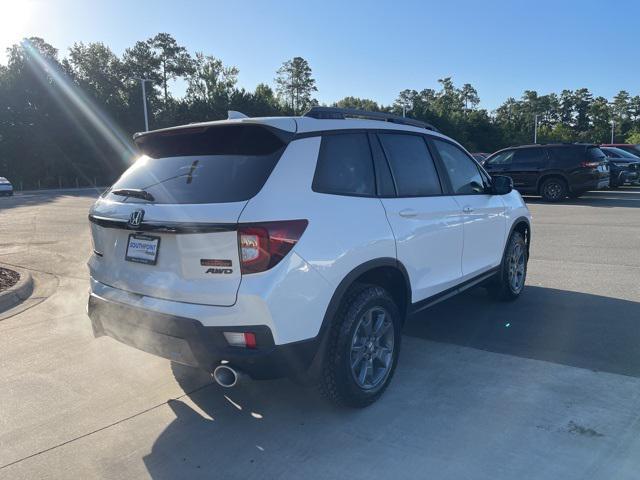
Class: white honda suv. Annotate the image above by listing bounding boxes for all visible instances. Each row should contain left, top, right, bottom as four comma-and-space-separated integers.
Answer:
88, 108, 531, 407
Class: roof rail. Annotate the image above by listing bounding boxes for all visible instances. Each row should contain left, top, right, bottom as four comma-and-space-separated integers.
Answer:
304, 107, 439, 132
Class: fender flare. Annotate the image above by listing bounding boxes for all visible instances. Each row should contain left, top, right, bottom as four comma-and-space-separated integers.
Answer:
306, 258, 411, 372
507, 216, 532, 256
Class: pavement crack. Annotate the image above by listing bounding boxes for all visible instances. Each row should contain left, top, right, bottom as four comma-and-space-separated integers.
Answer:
0, 381, 216, 470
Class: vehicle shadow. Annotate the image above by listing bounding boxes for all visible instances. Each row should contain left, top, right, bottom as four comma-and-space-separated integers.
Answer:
142, 285, 640, 479
523, 186, 640, 208
404, 285, 640, 377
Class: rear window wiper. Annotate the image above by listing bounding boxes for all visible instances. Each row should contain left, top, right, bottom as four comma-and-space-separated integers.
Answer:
111, 188, 155, 202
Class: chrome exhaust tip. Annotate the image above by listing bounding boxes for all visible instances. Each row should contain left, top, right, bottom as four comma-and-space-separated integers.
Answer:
213, 365, 240, 388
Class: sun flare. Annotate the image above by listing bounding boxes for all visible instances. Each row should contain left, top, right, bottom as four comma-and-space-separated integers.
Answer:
0, 0, 34, 51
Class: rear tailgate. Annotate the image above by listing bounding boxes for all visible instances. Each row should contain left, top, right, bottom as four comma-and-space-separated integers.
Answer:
88, 123, 291, 307
585, 146, 610, 183
89, 202, 244, 306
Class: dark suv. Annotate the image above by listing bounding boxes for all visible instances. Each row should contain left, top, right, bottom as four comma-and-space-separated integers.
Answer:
484, 144, 610, 201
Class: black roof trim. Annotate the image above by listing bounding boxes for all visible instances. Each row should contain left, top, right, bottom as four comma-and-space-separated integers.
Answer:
505, 143, 597, 150
304, 107, 439, 132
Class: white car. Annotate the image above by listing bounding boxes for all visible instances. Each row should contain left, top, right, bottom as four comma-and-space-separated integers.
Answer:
0, 177, 13, 196
88, 108, 531, 407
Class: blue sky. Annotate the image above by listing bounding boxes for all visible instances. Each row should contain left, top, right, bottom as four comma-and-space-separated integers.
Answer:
2, 0, 639, 109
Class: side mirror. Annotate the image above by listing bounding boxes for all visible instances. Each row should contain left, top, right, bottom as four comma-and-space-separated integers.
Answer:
491, 175, 513, 195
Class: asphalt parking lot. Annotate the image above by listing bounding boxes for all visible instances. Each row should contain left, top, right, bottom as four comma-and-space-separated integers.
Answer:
1, 187, 639, 479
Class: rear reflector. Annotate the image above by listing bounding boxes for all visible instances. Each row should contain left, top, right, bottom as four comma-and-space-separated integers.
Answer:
223, 331, 257, 349
238, 220, 308, 274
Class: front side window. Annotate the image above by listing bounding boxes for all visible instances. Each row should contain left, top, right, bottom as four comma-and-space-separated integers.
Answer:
313, 133, 375, 196
486, 151, 514, 166
432, 139, 486, 194
378, 133, 442, 196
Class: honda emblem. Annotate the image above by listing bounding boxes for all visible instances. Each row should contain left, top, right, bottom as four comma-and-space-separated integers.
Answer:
128, 209, 145, 228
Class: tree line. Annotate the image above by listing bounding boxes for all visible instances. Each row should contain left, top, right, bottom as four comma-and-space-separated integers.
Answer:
1, 34, 639, 189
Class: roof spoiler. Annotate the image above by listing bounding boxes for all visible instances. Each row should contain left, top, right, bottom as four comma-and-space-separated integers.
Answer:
227, 110, 249, 120
303, 107, 439, 132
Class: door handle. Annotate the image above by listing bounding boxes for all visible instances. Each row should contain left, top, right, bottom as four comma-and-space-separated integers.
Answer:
399, 208, 418, 218
462, 206, 473, 213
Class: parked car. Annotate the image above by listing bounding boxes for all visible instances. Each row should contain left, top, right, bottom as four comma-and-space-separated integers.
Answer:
0, 177, 13, 196
600, 143, 640, 158
471, 152, 489, 163
87, 107, 531, 408
600, 147, 640, 188
483, 143, 610, 201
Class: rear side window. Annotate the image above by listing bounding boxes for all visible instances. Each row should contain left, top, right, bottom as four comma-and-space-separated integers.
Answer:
513, 148, 547, 165
549, 147, 580, 164
432, 139, 487, 194
313, 133, 375, 196
107, 125, 287, 204
378, 134, 442, 196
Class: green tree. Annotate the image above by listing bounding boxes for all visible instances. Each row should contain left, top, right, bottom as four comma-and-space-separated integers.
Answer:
334, 96, 380, 111
460, 83, 480, 111
274, 56, 317, 114
148, 33, 193, 103
626, 131, 640, 143
186, 52, 238, 103
65, 42, 126, 110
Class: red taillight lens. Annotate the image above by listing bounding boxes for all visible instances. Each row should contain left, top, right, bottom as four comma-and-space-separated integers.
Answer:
238, 220, 308, 274
581, 161, 600, 168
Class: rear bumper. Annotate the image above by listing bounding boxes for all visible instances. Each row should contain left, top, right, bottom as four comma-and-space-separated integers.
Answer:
88, 293, 319, 379
571, 175, 609, 192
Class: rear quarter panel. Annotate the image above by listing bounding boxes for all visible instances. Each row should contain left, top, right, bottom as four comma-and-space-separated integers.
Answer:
239, 136, 397, 340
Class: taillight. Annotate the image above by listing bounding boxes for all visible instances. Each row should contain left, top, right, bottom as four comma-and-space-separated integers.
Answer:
580, 161, 600, 168
238, 220, 308, 274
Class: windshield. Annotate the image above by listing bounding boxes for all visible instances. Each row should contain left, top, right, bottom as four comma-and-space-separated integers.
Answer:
618, 145, 640, 157
603, 147, 639, 159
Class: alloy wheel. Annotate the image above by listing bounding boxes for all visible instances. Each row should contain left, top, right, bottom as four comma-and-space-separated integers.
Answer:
508, 242, 526, 293
349, 307, 395, 390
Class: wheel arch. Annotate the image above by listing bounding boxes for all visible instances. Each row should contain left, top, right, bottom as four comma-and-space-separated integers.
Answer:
319, 258, 411, 335
304, 258, 411, 377
508, 216, 531, 257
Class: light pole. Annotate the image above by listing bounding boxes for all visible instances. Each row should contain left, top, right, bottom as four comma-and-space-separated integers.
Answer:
133, 78, 152, 131
611, 119, 615, 144
534, 114, 539, 144
607, 101, 617, 144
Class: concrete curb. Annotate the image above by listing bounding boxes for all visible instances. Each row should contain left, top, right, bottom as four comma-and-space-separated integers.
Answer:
0, 267, 34, 313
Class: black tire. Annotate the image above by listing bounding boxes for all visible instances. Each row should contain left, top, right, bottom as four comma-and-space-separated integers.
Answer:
489, 231, 528, 301
539, 177, 567, 202
318, 284, 401, 408
609, 184, 619, 190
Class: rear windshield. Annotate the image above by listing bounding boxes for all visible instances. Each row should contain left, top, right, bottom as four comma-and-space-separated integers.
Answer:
106, 125, 287, 204
587, 147, 606, 161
